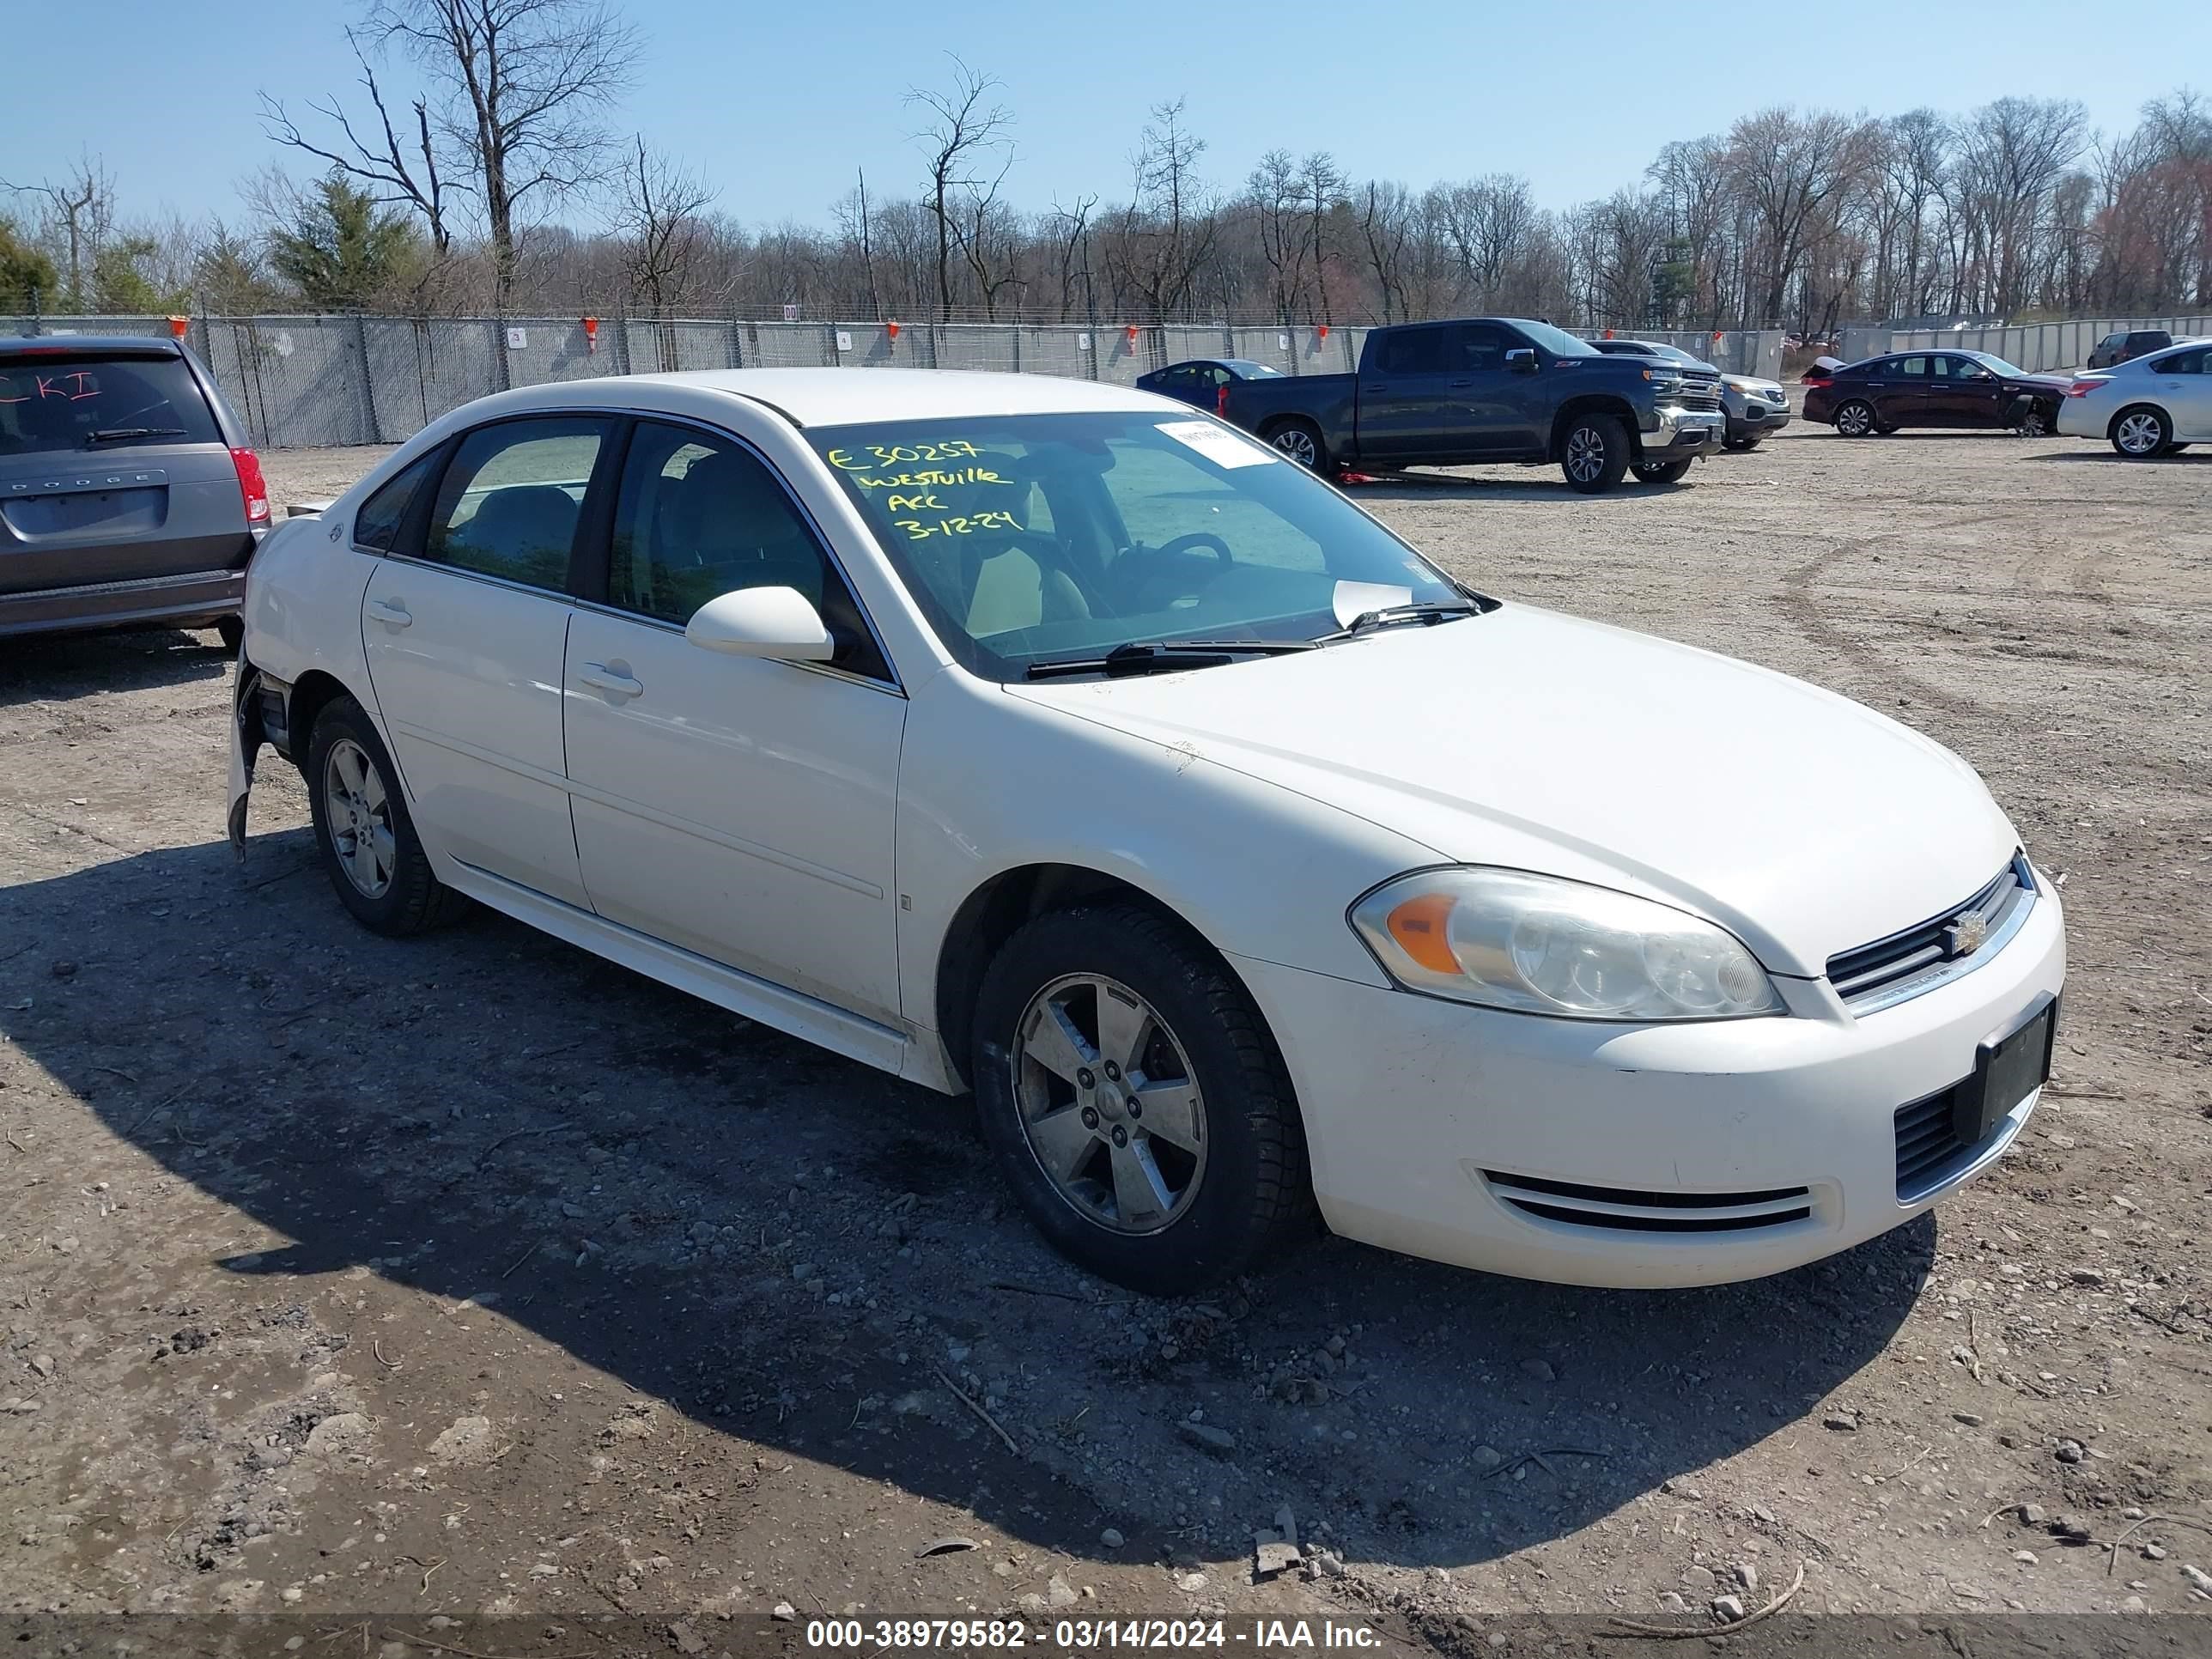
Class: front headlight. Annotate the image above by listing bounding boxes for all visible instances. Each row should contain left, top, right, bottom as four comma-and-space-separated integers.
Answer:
1349, 867, 1785, 1021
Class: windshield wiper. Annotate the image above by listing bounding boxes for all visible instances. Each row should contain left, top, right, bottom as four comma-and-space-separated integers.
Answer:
86, 427, 186, 445
1320, 599, 1486, 641
1024, 638, 1316, 681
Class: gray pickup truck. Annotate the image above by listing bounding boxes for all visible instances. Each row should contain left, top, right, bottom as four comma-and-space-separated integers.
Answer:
1218, 317, 1724, 491
1, 334, 267, 646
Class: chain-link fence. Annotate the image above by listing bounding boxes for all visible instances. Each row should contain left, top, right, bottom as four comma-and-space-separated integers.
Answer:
3, 312, 1796, 449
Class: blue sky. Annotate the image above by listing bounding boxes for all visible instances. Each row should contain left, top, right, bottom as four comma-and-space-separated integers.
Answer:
6, 0, 2209, 229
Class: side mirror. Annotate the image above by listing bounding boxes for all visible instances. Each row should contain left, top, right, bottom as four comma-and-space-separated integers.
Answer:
684, 586, 834, 662
1505, 349, 1538, 375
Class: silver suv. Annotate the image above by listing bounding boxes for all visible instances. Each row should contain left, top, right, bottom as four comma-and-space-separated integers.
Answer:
1, 334, 268, 647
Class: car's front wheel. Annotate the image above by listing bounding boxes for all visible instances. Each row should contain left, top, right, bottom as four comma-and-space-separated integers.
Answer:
1722, 435, 1761, 452
2111, 405, 2171, 458
1833, 399, 1877, 437
971, 903, 1312, 1295
306, 696, 464, 936
1559, 412, 1631, 493
1632, 456, 1697, 485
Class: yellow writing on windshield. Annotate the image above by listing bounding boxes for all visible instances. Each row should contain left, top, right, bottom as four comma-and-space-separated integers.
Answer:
893, 511, 1021, 540
826, 439, 984, 470
850, 467, 1008, 489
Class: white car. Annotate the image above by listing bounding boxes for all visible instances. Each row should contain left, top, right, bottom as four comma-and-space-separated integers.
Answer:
228, 369, 2065, 1294
2056, 338, 2212, 455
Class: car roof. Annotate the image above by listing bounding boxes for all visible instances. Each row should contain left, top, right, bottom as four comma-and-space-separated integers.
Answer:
477, 367, 1173, 428
0, 333, 185, 358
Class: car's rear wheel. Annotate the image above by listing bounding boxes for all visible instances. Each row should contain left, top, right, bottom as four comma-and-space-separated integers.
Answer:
2111, 405, 2171, 458
1834, 399, 1877, 437
1559, 413, 1631, 493
971, 903, 1311, 1295
306, 696, 464, 936
1632, 456, 1696, 485
1265, 419, 1328, 473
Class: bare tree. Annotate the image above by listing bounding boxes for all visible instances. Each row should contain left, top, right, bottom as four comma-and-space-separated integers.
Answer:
258, 27, 453, 256
1245, 149, 1310, 322
613, 135, 717, 317
1298, 152, 1346, 325
906, 55, 1014, 320
370, 0, 641, 309
1725, 107, 1868, 325
2, 155, 114, 309
1048, 193, 1097, 321
1355, 181, 1415, 322
1106, 99, 1217, 321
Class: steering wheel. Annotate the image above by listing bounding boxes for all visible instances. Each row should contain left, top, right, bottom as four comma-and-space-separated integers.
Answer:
1153, 532, 1234, 566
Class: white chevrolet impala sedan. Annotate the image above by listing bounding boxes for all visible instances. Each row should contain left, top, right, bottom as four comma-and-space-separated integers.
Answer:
228, 369, 2064, 1294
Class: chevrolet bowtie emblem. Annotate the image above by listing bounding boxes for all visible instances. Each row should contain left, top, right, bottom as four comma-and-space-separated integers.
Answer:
1946, 911, 1991, 957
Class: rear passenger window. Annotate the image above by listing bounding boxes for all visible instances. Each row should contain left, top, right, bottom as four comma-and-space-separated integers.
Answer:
425, 417, 610, 590
351, 452, 441, 552
1380, 329, 1448, 375
2158, 349, 2205, 374
1894, 357, 1929, 378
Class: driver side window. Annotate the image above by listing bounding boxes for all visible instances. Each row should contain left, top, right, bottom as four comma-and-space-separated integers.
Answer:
608, 422, 889, 680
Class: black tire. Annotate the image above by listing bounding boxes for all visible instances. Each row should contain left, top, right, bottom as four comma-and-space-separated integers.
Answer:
2018, 402, 2054, 437
2110, 404, 2171, 459
305, 695, 465, 936
1632, 456, 1696, 485
1559, 411, 1631, 493
2166, 443, 2192, 453
1264, 418, 1330, 475
215, 616, 245, 654
1833, 399, 1877, 438
1722, 435, 1760, 452
971, 902, 1313, 1295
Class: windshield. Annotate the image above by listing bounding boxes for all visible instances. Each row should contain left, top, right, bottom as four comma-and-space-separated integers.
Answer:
0, 353, 221, 455
811, 411, 1470, 680
1226, 360, 1284, 379
1636, 343, 1705, 367
1521, 320, 1602, 359
1966, 351, 2027, 378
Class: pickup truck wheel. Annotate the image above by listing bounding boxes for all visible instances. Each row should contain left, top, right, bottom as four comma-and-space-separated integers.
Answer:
1559, 413, 1631, 493
972, 903, 1314, 1295
1722, 435, 1760, 452
1265, 419, 1328, 473
1632, 457, 1696, 485
215, 616, 245, 654
1833, 399, 1877, 437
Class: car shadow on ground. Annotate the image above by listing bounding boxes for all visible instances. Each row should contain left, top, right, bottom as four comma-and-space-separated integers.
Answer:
0, 627, 231, 709
2023, 449, 2202, 464
0, 833, 1929, 1572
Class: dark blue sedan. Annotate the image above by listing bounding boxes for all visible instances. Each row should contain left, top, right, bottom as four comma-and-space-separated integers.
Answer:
1136, 357, 1287, 411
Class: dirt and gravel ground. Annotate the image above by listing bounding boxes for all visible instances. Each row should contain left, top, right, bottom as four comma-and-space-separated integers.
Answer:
2, 421, 2209, 1656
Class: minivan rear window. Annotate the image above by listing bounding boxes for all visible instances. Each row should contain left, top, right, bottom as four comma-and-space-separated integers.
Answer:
0, 353, 222, 456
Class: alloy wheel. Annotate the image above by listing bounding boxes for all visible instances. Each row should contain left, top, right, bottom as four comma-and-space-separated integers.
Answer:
2116, 412, 2164, 455
1009, 973, 1208, 1235
1270, 427, 1319, 468
1837, 402, 1874, 436
1564, 425, 1607, 483
323, 738, 397, 898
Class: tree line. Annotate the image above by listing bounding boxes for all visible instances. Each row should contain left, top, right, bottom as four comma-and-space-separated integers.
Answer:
3, 0, 2208, 331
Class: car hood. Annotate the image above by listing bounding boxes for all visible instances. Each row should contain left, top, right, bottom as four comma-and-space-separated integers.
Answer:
1724, 375, 1787, 394
1008, 605, 2020, 977
2003, 373, 2075, 392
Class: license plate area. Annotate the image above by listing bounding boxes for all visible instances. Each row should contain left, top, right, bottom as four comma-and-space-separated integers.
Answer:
1954, 994, 2057, 1146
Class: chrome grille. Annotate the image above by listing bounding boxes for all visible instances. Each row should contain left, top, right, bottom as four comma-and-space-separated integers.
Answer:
1484, 1171, 1813, 1235
1677, 376, 1723, 411
1828, 855, 2034, 1012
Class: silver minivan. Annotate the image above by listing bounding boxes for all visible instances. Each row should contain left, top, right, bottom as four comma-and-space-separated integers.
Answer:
0, 334, 268, 646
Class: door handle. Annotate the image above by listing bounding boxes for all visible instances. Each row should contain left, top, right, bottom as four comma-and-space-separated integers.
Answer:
1448, 379, 1475, 388
367, 599, 411, 628
578, 664, 643, 699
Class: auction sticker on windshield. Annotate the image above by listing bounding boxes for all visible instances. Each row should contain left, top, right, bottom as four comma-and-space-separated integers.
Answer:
1156, 419, 1275, 467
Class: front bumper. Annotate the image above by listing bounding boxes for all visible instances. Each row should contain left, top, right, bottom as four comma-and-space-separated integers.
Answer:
1726, 396, 1793, 439
0, 568, 246, 639
1643, 406, 1724, 452
1232, 883, 2064, 1288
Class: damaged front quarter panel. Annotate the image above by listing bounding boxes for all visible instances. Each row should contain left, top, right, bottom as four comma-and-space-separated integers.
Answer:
227, 660, 267, 861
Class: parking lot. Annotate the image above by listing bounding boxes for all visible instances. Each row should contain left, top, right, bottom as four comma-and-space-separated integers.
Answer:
3, 422, 2208, 1646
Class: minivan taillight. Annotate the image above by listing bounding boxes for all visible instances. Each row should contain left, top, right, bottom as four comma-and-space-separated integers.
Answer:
231, 447, 270, 526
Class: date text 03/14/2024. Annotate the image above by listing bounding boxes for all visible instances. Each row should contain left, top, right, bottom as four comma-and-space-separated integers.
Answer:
804, 1618, 1386, 1650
